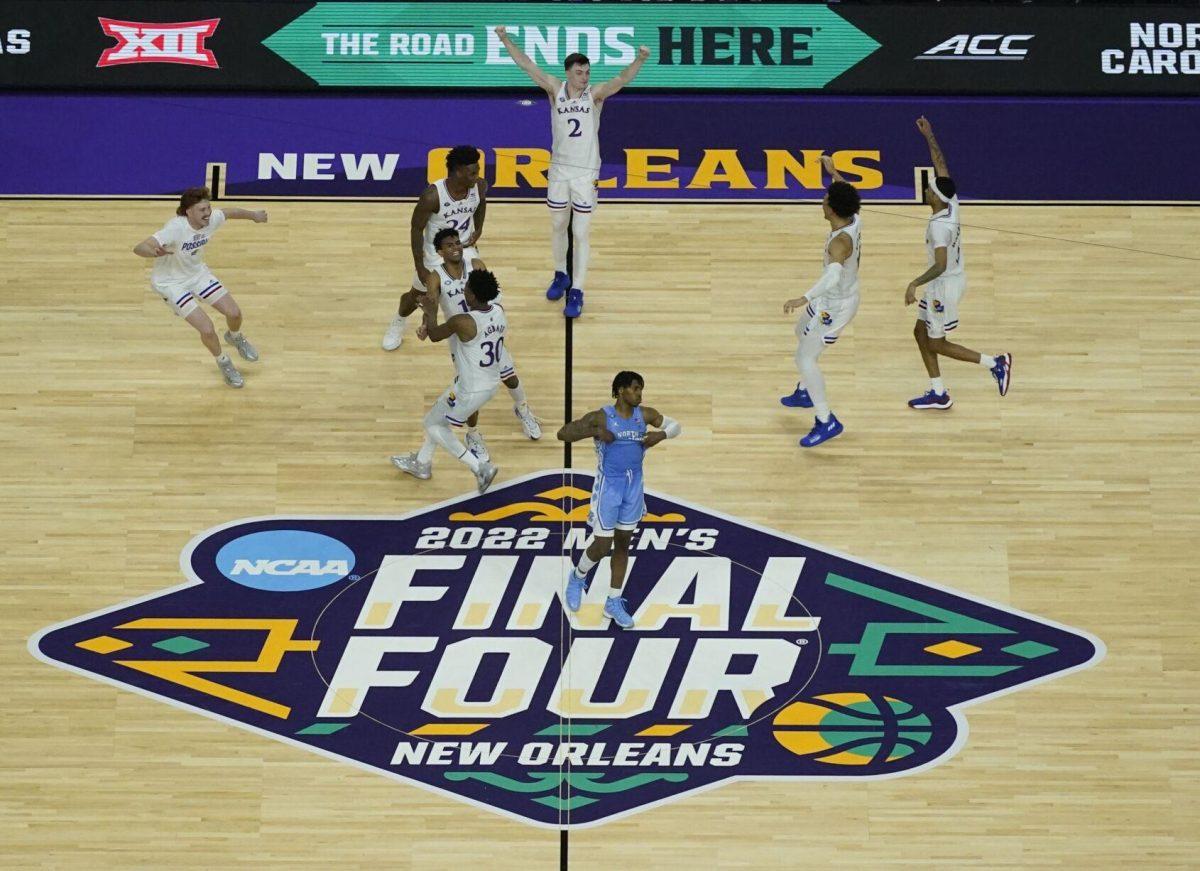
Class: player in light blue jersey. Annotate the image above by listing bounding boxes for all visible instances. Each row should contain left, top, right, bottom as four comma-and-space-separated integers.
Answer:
557, 371, 681, 628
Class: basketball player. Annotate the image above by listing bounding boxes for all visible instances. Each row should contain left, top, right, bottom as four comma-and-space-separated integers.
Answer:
416, 228, 543, 454
382, 145, 487, 350
133, 187, 267, 388
559, 371, 681, 629
780, 156, 862, 448
389, 268, 504, 494
905, 116, 1012, 409
494, 26, 650, 318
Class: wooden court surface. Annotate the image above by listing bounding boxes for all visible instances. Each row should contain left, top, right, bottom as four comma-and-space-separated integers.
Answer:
1, 199, 1197, 868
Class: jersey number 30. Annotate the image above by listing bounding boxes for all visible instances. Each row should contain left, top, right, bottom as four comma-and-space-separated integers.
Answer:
479, 337, 505, 367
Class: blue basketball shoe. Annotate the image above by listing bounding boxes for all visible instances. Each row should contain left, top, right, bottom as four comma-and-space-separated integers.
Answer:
990, 352, 1012, 397
564, 288, 584, 319
799, 414, 843, 448
908, 390, 953, 410
780, 383, 813, 408
546, 271, 570, 301
604, 596, 634, 629
565, 568, 588, 612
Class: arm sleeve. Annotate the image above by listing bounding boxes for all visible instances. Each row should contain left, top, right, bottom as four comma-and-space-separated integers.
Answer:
928, 220, 953, 250
152, 221, 180, 249
209, 209, 227, 231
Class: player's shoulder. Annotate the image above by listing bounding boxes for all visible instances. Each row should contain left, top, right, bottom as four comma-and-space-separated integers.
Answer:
475, 178, 489, 196
416, 183, 439, 204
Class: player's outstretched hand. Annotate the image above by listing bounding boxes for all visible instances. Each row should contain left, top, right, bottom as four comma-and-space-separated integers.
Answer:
820, 154, 836, 175
253, 210, 268, 223
494, 25, 507, 39
916, 116, 933, 137
904, 283, 919, 306
783, 297, 807, 314
637, 45, 651, 60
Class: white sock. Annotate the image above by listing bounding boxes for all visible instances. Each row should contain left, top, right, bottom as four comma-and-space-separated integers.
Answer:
427, 423, 481, 472
931, 377, 946, 395
416, 435, 436, 465
216, 352, 230, 364
571, 209, 592, 290
508, 383, 527, 410
550, 208, 570, 273
227, 330, 243, 340
978, 353, 996, 368
607, 582, 622, 599
576, 551, 597, 575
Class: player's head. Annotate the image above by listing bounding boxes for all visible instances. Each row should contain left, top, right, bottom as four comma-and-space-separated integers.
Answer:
433, 228, 463, 263
176, 186, 212, 226
464, 268, 500, 307
564, 53, 590, 89
446, 145, 481, 186
611, 370, 645, 405
823, 181, 861, 222
925, 175, 956, 210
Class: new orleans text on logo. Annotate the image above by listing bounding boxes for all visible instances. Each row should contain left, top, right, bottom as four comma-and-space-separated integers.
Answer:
31, 471, 1102, 828
97, 18, 220, 68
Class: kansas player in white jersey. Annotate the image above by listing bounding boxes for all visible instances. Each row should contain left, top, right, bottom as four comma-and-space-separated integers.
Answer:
390, 268, 505, 494
905, 116, 1012, 409
382, 145, 488, 351
495, 26, 650, 319
132, 186, 267, 388
558, 372, 682, 629
780, 156, 863, 448
415, 229, 543, 456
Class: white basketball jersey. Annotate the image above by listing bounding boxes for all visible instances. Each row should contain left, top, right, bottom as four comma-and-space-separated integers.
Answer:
433, 262, 470, 319
823, 214, 862, 301
452, 304, 508, 393
423, 179, 481, 263
151, 210, 226, 285
926, 196, 964, 277
549, 82, 601, 181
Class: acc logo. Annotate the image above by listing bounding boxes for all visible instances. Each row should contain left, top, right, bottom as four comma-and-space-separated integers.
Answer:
916, 34, 1033, 61
30, 471, 1102, 828
97, 18, 220, 68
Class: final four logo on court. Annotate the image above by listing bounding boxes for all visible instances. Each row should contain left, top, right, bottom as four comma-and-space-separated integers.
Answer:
31, 472, 1102, 828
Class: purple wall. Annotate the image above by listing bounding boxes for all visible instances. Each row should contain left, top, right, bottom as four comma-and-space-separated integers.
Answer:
3, 93, 1197, 202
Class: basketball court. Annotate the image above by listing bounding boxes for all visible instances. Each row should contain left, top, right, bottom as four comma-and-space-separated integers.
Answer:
3, 194, 1197, 866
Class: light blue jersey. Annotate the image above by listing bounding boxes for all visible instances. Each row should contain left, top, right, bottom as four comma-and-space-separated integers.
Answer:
589, 405, 647, 534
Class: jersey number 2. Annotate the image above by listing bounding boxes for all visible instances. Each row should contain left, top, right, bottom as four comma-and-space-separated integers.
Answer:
567, 118, 582, 138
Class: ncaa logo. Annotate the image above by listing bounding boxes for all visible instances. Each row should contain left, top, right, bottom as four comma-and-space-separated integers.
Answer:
30, 472, 1101, 828
216, 530, 355, 591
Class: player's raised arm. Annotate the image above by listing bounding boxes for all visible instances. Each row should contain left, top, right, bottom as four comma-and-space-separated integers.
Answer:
494, 26, 560, 95
591, 45, 651, 101
223, 208, 268, 222
916, 116, 950, 178
557, 410, 611, 443
419, 292, 475, 344
820, 154, 846, 184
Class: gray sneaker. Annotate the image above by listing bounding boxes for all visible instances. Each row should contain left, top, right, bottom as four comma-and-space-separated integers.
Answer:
224, 330, 259, 362
474, 461, 499, 494
514, 404, 542, 440
391, 452, 431, 480
465, 429, 490, 463
217, 356, 244, 388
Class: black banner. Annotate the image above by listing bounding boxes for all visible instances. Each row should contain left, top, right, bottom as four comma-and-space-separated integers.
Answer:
1, 1, 1198, 94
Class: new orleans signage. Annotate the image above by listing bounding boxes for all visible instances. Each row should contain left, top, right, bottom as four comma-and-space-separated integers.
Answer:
32, 471, 1102, 828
